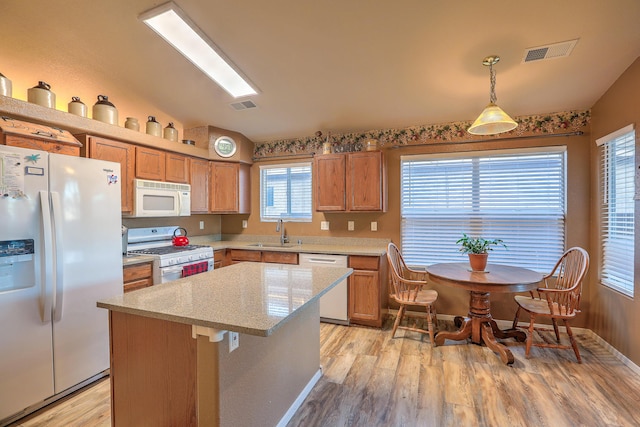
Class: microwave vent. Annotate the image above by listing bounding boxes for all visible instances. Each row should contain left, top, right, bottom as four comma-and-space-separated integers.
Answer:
523, 39, 579, 63
135, 179, 190, 192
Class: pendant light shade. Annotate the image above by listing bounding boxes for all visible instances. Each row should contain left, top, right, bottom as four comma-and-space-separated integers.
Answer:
467, 55, 517, 136
467, 102, 517, 135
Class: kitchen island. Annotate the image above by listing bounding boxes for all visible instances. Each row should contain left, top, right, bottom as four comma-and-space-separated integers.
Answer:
97, 262, 352, 427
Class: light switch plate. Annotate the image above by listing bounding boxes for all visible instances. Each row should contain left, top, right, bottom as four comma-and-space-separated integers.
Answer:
242, 220, 248, 228
348, 221, 355, 231
371, 221, 378, 231
199, 221, 205, 230
321, 221, 330, 231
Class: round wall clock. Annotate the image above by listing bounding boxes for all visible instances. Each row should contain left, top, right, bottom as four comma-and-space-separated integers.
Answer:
213, 136, 237, 158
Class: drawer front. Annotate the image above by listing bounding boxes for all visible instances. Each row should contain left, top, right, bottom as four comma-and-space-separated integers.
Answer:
262, 251, 298, 265
348, 255, 379, 271
124, 277, 153, 293
214, 249, 225, 262
229, 249, 262, 262
123, 262, 152, 282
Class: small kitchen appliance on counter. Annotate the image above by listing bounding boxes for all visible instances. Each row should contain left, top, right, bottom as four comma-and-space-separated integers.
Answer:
126, 226, 213, 284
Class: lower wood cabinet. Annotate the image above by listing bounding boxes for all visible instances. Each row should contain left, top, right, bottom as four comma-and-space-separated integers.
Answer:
348, 255, 388, 327
228, 249, 298, 265
213, 249, 226, 269
123, 262, 153, 293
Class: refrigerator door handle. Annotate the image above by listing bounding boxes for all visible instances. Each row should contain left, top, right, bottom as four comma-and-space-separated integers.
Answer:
39, 191, 53, 323
50, 191, 64, 322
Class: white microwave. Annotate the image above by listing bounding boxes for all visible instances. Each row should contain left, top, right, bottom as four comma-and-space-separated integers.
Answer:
128, 179, 191, 217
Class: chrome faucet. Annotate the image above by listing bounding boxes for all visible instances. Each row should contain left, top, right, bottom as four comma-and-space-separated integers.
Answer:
276, 219, 288, 245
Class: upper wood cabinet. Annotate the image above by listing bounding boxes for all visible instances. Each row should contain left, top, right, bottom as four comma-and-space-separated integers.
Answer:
165, 152, 189, 184
135, 146, 166, 181
315, 151, 386, 212
314, 154, 346, 211
209, 162, 251, 214
4, 134, 82, 156
77, 135, 136, 213
189, 157, 209, 214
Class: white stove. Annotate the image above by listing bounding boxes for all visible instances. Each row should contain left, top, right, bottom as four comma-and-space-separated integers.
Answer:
126, 226, 214, 284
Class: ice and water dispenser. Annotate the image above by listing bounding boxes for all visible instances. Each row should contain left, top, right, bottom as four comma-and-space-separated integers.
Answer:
0, 239, 35, 292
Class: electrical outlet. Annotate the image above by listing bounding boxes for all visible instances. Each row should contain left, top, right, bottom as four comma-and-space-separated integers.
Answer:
242, 220, 248, 229
371, 221, 378, 231
348, 221, 355, 231
229, 332, 239, 352
321, 221, 330, 231
199, 221, 205, 230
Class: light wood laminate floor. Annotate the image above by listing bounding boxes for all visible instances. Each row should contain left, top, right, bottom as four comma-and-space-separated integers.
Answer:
11, 318, 640, 427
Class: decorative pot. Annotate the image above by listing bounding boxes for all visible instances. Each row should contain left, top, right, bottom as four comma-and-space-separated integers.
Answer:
146, 116, 161, 137
28, 81, 55, 108
0, 72, 12, 97
163, 122, 178, 142
68, 97, 87, 117
468, 253, 488, 272
92, 95, 118, 125
124, 117, 139, 131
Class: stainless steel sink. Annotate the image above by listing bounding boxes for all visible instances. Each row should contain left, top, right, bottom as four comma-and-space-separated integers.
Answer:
248, 243, 295, 248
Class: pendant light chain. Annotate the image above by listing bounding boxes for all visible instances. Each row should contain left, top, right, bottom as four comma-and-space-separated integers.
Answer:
489, 63, 497, 104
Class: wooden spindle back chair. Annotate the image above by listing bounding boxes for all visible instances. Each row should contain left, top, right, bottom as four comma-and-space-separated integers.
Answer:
387, 243, 438, 343
512, 247, 589, 362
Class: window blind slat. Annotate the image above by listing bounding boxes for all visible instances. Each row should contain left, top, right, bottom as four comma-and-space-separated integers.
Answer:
600, 130, 635, 296
401, 149, 566, 272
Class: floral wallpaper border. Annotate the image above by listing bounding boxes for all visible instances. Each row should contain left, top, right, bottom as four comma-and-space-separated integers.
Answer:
253, 109, 590, 159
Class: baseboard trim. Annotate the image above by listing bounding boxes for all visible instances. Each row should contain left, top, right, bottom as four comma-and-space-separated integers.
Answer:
276, 368, 322, 427
386, 309, 640, 372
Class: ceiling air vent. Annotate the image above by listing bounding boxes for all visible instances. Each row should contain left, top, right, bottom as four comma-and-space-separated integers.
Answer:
522, 39, 579, 63
229, 100, 258, 111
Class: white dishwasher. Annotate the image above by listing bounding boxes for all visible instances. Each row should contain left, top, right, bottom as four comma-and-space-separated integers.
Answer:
299, 253, 349, 325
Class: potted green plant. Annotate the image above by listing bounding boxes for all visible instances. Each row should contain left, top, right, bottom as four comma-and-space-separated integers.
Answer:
456, 233, 507, 272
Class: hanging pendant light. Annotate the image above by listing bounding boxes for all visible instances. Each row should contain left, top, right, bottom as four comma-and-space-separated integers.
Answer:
467, 55, 518, 135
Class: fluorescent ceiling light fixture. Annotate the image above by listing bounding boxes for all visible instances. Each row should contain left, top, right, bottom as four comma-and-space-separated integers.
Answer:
140, 2, 257, 98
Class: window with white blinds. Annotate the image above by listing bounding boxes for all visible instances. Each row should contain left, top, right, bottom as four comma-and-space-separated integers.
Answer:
260, 163, 312, 221
401, 147, 566, 272
597, 125, 635, 297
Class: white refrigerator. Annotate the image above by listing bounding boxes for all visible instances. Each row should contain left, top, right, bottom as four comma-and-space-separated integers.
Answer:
0, 145, 123, 424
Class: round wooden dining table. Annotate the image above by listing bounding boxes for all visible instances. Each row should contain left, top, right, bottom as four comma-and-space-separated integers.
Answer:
426, 262, 543, 364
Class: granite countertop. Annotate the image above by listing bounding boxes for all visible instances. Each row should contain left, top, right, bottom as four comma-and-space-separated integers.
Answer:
122, 254, 155, 266
98, 262, 352, 337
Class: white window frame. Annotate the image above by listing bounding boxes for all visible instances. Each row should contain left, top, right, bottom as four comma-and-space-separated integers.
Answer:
400, 146, 567, 272
596, 124, 635, 297
259, 162, 313, 222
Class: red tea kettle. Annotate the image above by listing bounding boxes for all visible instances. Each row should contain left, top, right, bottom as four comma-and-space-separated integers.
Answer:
172, 227, 189, 246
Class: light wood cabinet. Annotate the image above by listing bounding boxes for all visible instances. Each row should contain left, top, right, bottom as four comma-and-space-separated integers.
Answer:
228, 249, 298, 265
213, 249, 226, 269
165, 152, 189, 183
123, 262, 153, 293
135, 146, 166, 181
314, 154, 346, 211
4, 134, 81, 156
348, 255, 388, 327
78, 135, 136, 213
315, 151, 386, 212
261, 251, 298, 265
189, 157, 210, 213
209, 162, 251, 214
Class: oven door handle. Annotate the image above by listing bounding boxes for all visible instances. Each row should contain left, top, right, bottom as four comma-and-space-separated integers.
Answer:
162, 265, 185, 275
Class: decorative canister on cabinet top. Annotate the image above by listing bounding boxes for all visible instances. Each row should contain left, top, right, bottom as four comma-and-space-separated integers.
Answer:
92, 95, 118, 125
0, 72, 12, 97
163, 122, 178, 142
67, 97, 87, 117
124, 117, 140, 131
27, 81, 55, 108
146, 116, 161, 137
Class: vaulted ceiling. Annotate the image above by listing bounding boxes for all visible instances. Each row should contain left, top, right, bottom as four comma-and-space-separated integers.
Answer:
2, 0, 640, 142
